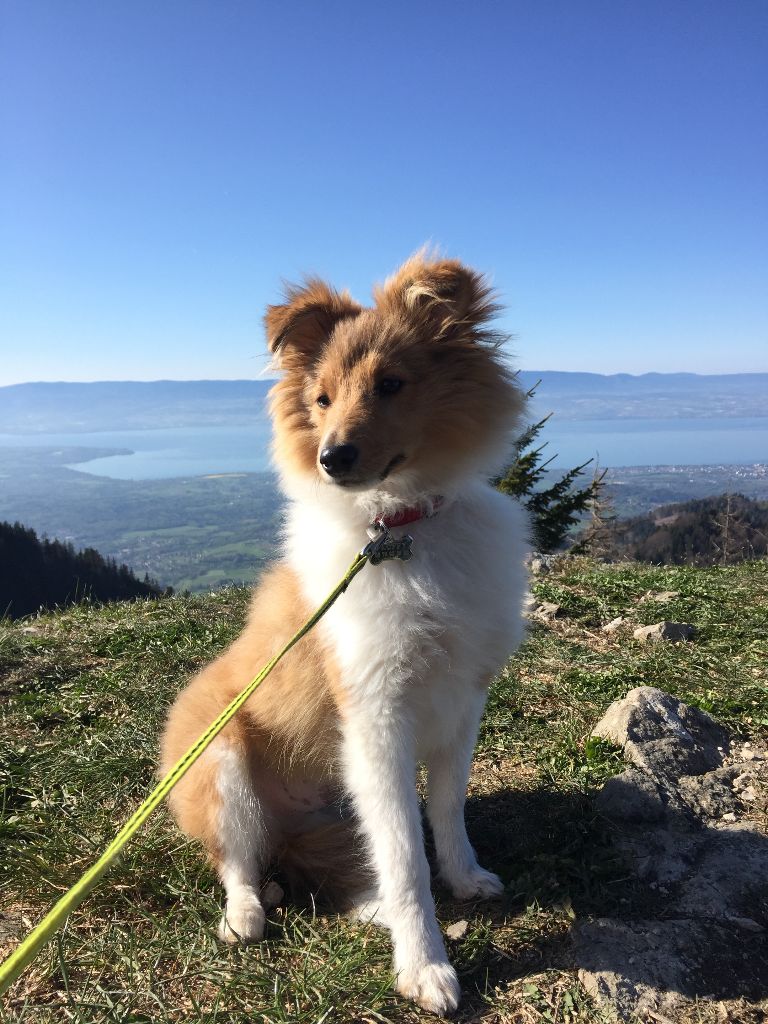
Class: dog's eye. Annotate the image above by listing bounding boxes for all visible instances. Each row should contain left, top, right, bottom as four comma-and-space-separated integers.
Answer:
316, 394, 331, 409
377, 378, 404, 397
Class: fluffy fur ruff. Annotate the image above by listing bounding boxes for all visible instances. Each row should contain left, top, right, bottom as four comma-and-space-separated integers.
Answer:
160, 252, 530, 1016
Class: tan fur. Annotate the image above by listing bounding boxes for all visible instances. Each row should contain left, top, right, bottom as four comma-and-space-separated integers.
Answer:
268, 253, 523, 485
160, 564, 342, 871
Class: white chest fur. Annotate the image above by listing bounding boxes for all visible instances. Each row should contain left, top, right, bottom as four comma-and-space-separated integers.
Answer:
284, 480, 530, 752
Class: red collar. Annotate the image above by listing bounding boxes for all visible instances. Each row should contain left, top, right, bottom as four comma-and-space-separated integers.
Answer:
375, 497, 444, 530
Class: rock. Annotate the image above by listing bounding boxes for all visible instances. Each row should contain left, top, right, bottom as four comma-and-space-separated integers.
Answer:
575, 917, 768, 1022
528, 552, 562, 575
639, 590, 680, 604
445, 919, 469, 940
597, 770, 667, 823
602, 616, 625, 633
260, 880, 284, 910
676, 767, 742, 819
579, 688, 768, 1020
633, 621, 696, 643
533, 601, 563, 620
592, 686, 730, 780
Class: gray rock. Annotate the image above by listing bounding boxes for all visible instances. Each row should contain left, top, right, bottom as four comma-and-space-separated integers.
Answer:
675, 767, 741, 819
597, 770, 667, 824
575, 917, 768, 1021
528, 552, 562, 575
633, 621, 696, 642
577, 689, 768, 1020
592, 686, 729, 780
602, 616, 625, 633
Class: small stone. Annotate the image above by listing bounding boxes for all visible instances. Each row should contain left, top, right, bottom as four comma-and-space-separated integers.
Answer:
742, 748, 757, 761
602, 616, 625, 633
728, 917, 765, 933
260, 880, 284, 910
633, 621, 696, 643
528, 552, 564, 575
534, 601, 562, 620
721, 811, 737, 822
445, 919, 469, 940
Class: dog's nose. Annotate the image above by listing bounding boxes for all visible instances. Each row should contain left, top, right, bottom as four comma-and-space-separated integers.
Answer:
319, 443, 359, 477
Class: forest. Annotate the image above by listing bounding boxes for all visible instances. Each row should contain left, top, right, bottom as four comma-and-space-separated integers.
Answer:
0, 521, 164, 619
591, 493, 768, 565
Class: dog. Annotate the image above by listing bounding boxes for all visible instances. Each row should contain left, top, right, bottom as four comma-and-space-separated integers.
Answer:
160, 252, 529, 1016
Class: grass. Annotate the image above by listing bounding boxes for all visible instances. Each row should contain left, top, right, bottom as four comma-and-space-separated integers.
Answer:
1, 558, 767, 1023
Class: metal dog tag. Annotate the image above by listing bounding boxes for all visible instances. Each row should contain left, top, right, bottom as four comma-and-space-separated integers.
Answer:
363, 524, 414, 565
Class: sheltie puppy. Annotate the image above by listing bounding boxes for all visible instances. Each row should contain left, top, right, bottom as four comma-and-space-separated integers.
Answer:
160, 252, 529, 1015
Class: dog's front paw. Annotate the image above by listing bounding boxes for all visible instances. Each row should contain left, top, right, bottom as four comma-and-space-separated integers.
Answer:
444, 865, 504, 901
217, 892, 266, 944
396, 960, 460, 1016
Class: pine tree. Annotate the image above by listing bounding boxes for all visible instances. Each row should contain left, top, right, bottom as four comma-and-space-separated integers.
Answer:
493, 383, 606, 552
570, 463, 616, 557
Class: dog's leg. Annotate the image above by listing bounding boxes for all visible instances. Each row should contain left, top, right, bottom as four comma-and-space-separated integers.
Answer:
426, 692, 504, 901
342, 707, 460, 1017
214, 743, 269, 944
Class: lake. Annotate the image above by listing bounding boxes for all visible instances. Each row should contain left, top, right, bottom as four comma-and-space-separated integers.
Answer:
0, 416, 765, 480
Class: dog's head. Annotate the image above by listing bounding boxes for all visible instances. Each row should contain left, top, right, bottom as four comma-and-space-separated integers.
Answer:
267, 253, 524, 500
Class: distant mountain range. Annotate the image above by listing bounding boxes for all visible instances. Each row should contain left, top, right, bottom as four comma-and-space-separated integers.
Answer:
0, 372, 766, 433
0, 379, 274, 433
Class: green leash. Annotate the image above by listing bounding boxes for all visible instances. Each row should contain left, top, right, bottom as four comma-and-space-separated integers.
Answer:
0, 548, 374, 997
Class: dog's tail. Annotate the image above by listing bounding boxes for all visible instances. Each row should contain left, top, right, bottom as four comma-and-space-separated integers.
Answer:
276, 819, 373, 911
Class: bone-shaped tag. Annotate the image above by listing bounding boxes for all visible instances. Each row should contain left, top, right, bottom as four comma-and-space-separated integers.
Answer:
365, 532, 414, 565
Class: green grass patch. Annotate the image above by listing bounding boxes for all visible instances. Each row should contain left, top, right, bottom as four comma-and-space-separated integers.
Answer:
1, 559, 766, 1021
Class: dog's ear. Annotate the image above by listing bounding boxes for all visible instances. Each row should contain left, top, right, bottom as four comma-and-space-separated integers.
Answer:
265, 279, 363, 369
373, 252, 505, 345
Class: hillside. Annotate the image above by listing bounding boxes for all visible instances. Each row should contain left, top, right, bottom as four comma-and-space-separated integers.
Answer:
0, 521, 164, 619
0, 448, 283, 592
590, 493, 768, 565
1, 558, 766, 1022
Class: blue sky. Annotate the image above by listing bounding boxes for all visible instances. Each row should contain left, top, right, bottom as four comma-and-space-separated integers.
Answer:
1, 0, 766, 385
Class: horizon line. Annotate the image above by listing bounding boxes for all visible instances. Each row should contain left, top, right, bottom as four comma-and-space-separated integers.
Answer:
2, 369, 768, 389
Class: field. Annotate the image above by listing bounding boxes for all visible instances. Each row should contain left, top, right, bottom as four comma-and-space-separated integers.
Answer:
1, 558, 767, 1022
